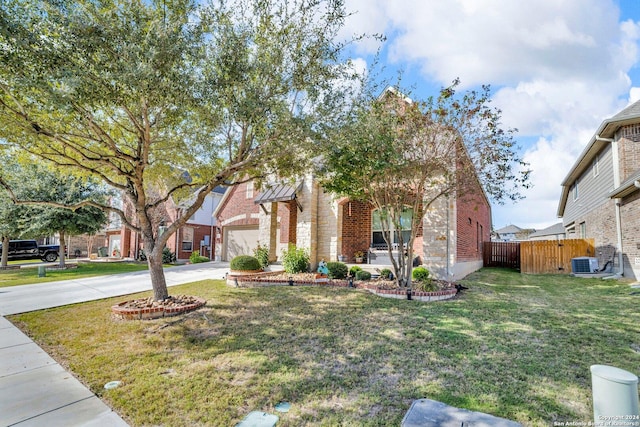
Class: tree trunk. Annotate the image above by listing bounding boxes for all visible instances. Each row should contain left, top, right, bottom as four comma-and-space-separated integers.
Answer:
148, 252, 169, 300
1, 236, 8, 268
143, 234, 169, 301
58, 230, 66, 268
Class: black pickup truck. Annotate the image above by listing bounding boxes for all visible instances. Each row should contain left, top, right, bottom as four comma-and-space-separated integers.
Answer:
0, 240, 60, 262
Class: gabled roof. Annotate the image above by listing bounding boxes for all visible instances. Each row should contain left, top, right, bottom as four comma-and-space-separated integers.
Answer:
527, 222, 565, 238
557, 99, 640, 217
495, 224, 522, 234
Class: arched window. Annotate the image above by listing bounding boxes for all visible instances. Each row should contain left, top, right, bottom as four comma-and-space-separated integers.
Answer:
371, 207, 413, 248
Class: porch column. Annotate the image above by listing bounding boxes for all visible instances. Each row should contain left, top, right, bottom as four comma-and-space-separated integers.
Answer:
269, 201, 278, 262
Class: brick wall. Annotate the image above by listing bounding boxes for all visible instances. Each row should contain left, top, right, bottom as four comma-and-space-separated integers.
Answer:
619, 124, 640, 183
217, 182, 260, 227
456, 190, 491, 262
567, 199, 618, 269
175, 223, 214, 260
621, 190, 640, 280
341, 200, 372, 262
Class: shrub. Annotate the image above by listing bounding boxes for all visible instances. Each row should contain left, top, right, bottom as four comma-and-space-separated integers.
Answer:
327, 262, 348, 279
162, 247, 176, 264
189, 251, 210, 264
355, 270, 371, 281
349, 265, 362, 277
137, 248, 176, 264
415, 280, 438, 292
230, 255, 262, 271
412, 266, 430, 282
253, 244, 270, 269
281, 246, 309, 274
379, 268, 393, 280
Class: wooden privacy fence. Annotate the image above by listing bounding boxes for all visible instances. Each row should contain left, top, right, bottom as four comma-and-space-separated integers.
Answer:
483, 242, 520, 269
520, 238, 595, 274
483, 239, 596, 274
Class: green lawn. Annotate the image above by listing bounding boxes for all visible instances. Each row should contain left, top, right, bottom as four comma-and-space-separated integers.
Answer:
10, 268, 640, 426
0, 262, 150, 287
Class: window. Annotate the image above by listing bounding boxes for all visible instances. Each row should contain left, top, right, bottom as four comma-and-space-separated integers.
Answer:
572, 182, 579, 201
592, 155, 599, 177
371, 207, 413, 248
580, 222, 586, 238
246, 181, 254, 199
182, 227, 194, 252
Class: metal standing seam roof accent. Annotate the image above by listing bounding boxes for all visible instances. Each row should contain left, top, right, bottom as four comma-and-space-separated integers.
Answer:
254, 182, 303, 204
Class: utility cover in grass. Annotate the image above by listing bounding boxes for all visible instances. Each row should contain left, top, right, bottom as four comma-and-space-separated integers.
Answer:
275, 402, 291, 413
235, 411, 278, 427
401, 399, 522, 427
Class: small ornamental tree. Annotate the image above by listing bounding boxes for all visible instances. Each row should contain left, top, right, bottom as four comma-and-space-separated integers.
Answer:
320, 80, 531, 287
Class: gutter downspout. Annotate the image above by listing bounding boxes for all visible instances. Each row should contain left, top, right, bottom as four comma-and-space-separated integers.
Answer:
596, 135, 624, 276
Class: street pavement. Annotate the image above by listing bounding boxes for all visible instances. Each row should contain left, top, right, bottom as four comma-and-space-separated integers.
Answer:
0, 262, 230, 426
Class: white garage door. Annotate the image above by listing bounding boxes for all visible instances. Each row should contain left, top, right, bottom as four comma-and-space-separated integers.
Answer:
224, 226, 259, 261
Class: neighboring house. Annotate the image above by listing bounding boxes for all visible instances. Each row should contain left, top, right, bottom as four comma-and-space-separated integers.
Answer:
557, 99, 640, 279
527, 222, 566, 241
105, 187, 225, 261
215, 178, 491, 281
492, 225, 535, 242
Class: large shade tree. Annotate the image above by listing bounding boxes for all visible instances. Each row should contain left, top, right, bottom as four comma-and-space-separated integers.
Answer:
320, 81, 531, 287
0, 161, 109, 268
0, 0, 360, 300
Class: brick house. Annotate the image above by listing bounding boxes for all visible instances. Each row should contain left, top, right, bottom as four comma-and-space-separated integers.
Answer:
215, 173, 491, 280
557, 100, 640, 279
105, 187, 225, 261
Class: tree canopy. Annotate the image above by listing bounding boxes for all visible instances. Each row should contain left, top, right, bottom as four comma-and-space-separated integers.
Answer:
0, 159, 108, 267
0, 0, 360, 299
319, 81, 531, 286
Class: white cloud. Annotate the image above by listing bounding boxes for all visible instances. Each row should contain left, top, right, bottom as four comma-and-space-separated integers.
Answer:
341, 0, 640, 228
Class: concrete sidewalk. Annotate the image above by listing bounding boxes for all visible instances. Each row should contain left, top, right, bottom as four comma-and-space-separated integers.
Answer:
0, 262, 229, 426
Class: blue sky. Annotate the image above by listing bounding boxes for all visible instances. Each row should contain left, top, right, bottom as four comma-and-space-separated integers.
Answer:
340, 0, 640, 231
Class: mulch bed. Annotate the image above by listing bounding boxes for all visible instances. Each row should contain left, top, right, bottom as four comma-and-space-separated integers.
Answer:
112, 295, 206, 321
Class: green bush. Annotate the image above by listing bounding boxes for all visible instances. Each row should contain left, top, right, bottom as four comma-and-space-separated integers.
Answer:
412, 266, 430, 282
415, 280, 438, 292
137, 249, 175, 263
379, 268, 393, 279
189, 251, 210, 264
162, 247, 176, 264
349, 265, 362, 277
253, 244, 270, 269
281, 246, 309, 274
327, 262, 348, 279
355, 270, 371, 281
230, 255, 262, 271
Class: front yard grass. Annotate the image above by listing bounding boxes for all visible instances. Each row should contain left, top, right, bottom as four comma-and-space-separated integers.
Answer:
10, 268, 640, 426
0, 262, 151, 287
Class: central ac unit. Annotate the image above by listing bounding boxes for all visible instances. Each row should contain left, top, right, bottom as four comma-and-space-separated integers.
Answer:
571, 257, 599, 273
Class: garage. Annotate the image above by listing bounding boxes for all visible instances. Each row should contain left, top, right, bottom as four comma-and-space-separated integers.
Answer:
223, 226, 259, 261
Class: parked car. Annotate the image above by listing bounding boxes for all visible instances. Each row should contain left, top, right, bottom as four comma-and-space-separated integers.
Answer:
0, 240, 60, 262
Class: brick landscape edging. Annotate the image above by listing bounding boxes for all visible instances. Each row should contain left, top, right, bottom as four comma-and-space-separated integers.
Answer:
226, 271, 458, 302
111, 297, 207, 320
